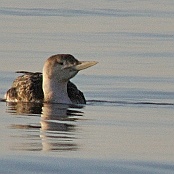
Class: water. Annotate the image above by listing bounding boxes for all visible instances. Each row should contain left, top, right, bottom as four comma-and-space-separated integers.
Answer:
0, 0, 174, 173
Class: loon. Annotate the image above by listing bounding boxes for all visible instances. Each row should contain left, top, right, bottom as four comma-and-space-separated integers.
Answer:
5, 54, 98, 104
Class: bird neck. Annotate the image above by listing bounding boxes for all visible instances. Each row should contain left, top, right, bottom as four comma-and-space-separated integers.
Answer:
42, 77, 72, 104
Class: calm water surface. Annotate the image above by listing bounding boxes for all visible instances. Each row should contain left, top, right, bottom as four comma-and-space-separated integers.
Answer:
0, 0, 174, 173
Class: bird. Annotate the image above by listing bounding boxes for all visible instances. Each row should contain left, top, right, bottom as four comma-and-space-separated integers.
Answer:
5, 54, 98, 104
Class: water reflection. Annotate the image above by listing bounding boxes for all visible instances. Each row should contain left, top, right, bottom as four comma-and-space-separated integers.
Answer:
6, 102, 43, 115
6, 102, 84, 152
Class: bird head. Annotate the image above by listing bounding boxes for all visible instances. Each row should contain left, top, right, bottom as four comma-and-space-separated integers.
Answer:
43, 54, 98, 82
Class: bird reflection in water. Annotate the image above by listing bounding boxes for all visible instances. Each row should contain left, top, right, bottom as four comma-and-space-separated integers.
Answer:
6, 102, 84, 152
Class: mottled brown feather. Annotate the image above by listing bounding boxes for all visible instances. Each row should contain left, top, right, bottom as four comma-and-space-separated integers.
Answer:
6, 72, 86, 104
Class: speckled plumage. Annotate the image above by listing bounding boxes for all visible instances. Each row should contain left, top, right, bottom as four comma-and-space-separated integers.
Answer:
5, 71, 86, 104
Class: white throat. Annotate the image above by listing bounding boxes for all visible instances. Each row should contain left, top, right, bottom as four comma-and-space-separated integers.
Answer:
42, 77, 72, 104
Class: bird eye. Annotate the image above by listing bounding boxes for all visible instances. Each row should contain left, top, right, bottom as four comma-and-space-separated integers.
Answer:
59, 62, 64, 65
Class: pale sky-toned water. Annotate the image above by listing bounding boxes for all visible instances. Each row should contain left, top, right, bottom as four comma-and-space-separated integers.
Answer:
0, 0, 174, 173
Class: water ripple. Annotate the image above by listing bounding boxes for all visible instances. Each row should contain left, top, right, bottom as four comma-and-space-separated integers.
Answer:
0, 7, 174, 18
88, 100, 174, 107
